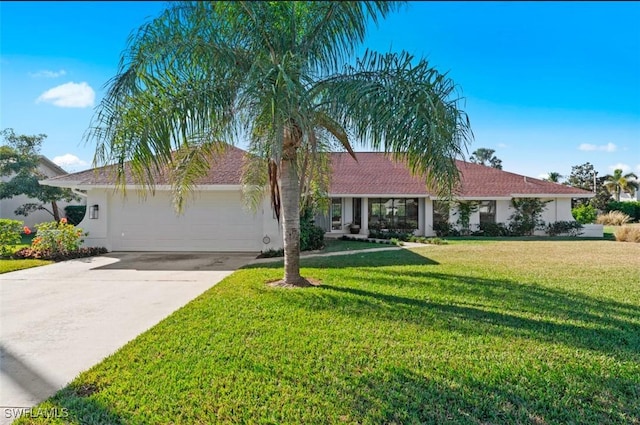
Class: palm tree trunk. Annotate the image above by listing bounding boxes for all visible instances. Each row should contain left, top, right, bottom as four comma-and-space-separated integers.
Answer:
280, 156, 303, 285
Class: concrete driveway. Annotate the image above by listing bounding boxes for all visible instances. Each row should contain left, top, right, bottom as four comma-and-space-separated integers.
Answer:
0, 252, 255, 424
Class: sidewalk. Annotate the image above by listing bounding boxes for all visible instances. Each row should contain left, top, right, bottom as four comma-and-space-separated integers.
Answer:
249, 241, 426, 265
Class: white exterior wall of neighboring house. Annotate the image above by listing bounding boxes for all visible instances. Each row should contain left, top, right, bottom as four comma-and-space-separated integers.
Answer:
77, 187, 281, 252
496, 199, 514, 224
0, 158, 85, 228
619, 191, 640, 202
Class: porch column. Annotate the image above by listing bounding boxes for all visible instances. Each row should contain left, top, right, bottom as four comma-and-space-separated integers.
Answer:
361, 197, 368, 235
424, 198, 435, 236
418, 198, 425, 236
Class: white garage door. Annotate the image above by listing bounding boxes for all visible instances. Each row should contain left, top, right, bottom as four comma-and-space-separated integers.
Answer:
108, 190, 263, 251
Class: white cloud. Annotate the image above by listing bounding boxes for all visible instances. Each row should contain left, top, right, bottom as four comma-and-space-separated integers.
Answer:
636, 164, 640, 173
52, 154, 89, 171
608, 163, 631, 173
537, 173, 549, 180
497, 143, 509, 148
30, 69, 67, 78
578, 142, 617, 152
36, 82, 95, 108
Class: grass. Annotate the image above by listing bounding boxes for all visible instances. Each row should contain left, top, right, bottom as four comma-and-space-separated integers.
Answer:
605, 223, 640, 240
321, 238, 390, 253
16, 240, 640, 424
0, 234, 51, 274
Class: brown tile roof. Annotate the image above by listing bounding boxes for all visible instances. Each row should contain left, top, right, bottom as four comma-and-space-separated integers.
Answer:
44, 145, 247, 186
44, 148, 593, 198
327, 152, 593, 197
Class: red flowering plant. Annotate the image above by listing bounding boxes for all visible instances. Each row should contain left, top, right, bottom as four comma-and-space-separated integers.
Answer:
30, 219, 87, 256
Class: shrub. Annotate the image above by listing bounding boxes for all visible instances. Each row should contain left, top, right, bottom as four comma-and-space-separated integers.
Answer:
31, 219, 86, 256
614, 226, 640, 243
478, 222, 510, 237
509, 198, 549, 236
299, 212, 324, 251
572, 204, 597, 224
64, 205, 87, 226
596, 211, 632, 226
389, 237, 404, 246
368, 229, 414, 241
257, 248, 284, 258
0, 219, 24, 257
14, 246, 107, 261
432, 222, 459, 237
607, 201, 640, 222
545, 221, 583, 237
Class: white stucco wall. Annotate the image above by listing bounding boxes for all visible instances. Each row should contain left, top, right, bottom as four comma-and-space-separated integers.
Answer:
424, 197, 584, 236
78, 188, 281, 252
76, 189, 110, 249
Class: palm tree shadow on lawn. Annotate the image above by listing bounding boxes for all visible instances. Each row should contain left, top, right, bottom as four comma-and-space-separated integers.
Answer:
243, 248, 440, 270
264, 251, 640, 361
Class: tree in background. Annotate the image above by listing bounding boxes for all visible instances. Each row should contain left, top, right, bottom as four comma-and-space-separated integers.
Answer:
469, 148, 502, 169
89, 1, 472, 287
544, 172, 563, 183
566, 162, 597, 208
603, 169, 639, 202
591, 176, 614, 211
567, 162, 596, 191
0, 129, 77, 221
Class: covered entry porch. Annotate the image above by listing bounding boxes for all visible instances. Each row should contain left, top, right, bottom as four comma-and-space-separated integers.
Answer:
315, 196, 434, 237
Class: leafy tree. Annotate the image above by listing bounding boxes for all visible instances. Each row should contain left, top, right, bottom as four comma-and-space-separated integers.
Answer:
88, 1, 472, 286
567, 162, 596, 191
509, 197, 549, 236
469, 148, 502, 169
566, 162, 597, 208
453, 200, 478, 236
0, 129, 77, 221
590, 176, 614, 212
544, 172, 563, 183
603, 169, 639, 202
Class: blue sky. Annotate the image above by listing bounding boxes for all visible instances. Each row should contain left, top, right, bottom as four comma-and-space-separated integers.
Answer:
1, 1, 639, 180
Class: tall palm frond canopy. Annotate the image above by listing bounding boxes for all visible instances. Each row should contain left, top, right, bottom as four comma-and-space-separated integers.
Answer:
87, 1, 473, 285
603, 169, 639, 201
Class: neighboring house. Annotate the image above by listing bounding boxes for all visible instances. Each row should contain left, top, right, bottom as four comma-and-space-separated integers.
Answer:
40, 147, 596, 252
0, 156, 85, 228
618, 191, 640, 202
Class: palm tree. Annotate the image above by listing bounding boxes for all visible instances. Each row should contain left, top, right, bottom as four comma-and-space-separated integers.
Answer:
88, 1, 472, 286
603, 169, 639, 201
544, 172, 563, 183
469, 148, 502, 169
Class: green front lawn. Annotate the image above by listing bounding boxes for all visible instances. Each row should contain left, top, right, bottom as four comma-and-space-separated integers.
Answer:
321, 238, 388, 253
17, 240, 640, 424
0, 258, 52, 274
0, 234, 52, 274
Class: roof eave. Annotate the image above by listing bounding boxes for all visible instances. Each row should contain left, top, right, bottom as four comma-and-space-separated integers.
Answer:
510, 193, 595, 198
39, 180, 243, 191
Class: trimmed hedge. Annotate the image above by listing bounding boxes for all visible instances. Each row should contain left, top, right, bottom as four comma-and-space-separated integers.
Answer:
64, 205, 87, 225
607, 201, 640, 222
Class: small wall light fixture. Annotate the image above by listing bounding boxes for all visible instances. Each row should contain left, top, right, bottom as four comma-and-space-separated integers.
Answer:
89, 204, 99, 219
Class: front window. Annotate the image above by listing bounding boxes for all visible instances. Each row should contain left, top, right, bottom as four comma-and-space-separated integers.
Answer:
331, 198, 342, 230
432, 200, 449, 226
368, 198, 418, 230
479, 200, 496, 224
